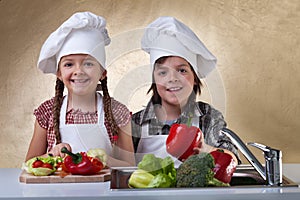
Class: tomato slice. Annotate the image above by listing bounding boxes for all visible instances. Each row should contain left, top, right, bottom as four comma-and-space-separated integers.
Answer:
42, 163, 53, 169
32, 160, 44, 168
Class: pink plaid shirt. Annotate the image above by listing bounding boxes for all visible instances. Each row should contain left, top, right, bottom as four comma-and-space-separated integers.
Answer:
34, 97, 131, 152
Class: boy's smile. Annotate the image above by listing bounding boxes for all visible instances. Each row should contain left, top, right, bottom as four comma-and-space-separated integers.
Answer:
154, 56, 195, 107
166, 86, 183, 92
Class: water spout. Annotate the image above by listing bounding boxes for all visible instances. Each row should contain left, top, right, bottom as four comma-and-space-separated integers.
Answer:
221, 128, 282, 186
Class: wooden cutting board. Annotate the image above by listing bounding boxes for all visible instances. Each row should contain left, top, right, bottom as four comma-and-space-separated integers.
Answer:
19, 169, 111, 184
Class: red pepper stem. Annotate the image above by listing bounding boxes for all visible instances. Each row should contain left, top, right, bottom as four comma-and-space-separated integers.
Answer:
187, 113, 193, 127
216, 148, 224, 153
61, 147, 82, 164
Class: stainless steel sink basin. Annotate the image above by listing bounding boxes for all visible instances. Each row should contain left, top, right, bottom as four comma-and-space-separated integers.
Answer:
110, 165, 298, 189
229, 164, 297, 187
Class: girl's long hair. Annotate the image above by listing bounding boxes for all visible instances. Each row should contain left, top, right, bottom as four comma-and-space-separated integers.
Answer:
99, 77, 119, 143
53, 78, 64, 144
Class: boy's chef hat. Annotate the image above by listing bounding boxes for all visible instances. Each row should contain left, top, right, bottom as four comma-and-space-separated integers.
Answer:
141, 16, 217, 78
37, 11, 110, 74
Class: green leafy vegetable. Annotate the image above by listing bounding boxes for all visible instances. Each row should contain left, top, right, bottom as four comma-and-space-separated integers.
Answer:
129, 154, 176, 188
148, 173, 173, 188
87, 148, 107, 166
137, 154, 163, 176
23, 155, 62, 176
128, 169, 154, 188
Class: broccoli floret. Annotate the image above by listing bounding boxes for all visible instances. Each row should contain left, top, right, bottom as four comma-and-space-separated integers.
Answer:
176, 152, 229, 187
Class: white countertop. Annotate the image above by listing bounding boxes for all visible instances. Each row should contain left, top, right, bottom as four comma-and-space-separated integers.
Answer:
1, 164, 300, 200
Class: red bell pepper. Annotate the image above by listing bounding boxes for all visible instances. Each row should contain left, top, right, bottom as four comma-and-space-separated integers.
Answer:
166, 118, 202, 161
210, 149, 237, 183
61, 147, 103, 175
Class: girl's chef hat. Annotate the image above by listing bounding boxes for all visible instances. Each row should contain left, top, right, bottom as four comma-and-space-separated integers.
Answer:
37, 11, 110, 74
141, 16, 217, 78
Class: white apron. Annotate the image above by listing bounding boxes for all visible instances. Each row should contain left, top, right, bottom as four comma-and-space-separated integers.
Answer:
136, 117, 199, 168
59, 93, 112, 155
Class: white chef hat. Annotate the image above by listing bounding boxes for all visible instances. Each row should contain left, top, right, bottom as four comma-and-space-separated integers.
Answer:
37, 11, 111, 74
141, 16, 217, 78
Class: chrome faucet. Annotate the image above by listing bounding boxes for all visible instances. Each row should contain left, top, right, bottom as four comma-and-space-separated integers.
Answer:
221, 128, 282, 186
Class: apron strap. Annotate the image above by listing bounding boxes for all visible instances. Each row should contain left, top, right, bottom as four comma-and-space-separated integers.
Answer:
141, 123, 149, 138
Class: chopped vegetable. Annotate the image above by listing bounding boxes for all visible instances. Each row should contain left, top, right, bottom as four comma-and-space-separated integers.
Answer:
210, 149, 237, 183
32, 160, 44, 168
23, 155, 62, 176
87, 148, 107, 166
61, 147, 103, 175
137, 154, 163, 176
29, 167, 54, 176
128, 154, 176, 188
128, 169, 154, 188
148, 173, 174, 188
176, 153, 230, 187
41, 162, 54, 169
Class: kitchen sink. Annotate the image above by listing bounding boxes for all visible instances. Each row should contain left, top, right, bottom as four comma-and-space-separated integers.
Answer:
229, 164, 297, 187
110, 164, 298, 189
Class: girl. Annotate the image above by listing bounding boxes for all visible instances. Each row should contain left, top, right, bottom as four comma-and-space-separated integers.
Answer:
25, 12, 135, 167
131, 16, 240, 167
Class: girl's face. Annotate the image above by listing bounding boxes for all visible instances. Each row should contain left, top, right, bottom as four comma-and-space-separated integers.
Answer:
153, 56, 196, 107
57, 54, 105, 96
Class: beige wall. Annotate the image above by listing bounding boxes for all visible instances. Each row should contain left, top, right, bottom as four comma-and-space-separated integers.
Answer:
0, 0, 299, 168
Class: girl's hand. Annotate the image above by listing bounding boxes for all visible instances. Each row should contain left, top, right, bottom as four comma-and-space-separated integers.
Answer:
48, 143, 72, 158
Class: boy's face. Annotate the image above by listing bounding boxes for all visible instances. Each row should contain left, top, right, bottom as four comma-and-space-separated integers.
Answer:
153, 56, 195, 107
57, 54, 106, 96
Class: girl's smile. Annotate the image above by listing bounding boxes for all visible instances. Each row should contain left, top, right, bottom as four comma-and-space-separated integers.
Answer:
57, 54, 105, 97
70, 78, 90, 86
